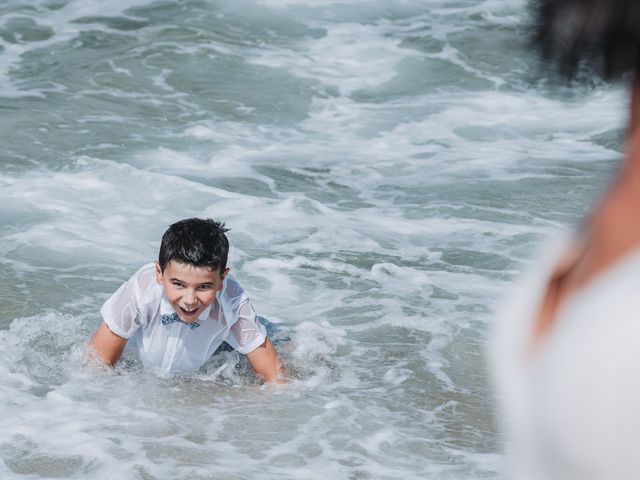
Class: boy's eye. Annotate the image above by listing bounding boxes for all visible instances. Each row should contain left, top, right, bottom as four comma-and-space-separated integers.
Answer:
198, 284, 212, 290
171, 281, 184, 288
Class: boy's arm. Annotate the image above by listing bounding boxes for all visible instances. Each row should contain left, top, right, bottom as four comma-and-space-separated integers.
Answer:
89, 321, 128, 366
246, 337, 285, 383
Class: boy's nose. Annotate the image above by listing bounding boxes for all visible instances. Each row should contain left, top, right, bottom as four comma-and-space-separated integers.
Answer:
184, 289, 197, 305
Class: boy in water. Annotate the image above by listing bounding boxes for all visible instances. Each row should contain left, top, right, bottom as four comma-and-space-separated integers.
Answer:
90, 218, 284, 382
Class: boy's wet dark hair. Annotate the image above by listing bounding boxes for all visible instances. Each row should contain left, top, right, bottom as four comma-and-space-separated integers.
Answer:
533, 0, 640, 80
158, 218, 230, 273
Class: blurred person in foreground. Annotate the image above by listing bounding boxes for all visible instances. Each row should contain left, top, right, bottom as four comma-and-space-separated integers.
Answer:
492, 1, 640, 478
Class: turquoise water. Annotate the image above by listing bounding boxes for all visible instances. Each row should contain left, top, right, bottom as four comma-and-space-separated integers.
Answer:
0, 1, 625, 478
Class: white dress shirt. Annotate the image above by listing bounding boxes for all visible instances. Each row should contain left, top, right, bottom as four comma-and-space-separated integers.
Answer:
100, 263, 266, 373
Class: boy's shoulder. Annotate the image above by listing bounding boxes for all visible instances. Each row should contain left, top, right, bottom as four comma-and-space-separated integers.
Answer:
127, 263, 162, 306
220, 273, 247, 302
132, 263, 158, 288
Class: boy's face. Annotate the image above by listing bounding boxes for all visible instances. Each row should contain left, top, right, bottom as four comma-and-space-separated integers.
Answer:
155, 261, 229, 323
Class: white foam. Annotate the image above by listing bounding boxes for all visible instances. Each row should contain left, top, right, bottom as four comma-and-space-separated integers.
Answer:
246, 21, 418, 96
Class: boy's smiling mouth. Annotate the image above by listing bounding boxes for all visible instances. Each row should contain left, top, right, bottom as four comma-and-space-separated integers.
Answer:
180, 305, 199, 315
176, 304, 202, 321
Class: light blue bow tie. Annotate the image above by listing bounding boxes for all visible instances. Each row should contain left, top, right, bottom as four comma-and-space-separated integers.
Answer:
160, 312, 200, 330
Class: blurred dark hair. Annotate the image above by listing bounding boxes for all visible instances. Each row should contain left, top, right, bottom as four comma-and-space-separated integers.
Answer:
533, 0, 640, 80
158, 218, 229, 273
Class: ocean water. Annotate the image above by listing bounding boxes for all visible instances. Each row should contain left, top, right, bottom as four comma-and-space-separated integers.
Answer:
0, 0, 626, 479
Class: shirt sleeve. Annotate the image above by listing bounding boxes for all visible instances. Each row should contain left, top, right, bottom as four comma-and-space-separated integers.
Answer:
226, 300, 267, 354
100, 271, 145, 340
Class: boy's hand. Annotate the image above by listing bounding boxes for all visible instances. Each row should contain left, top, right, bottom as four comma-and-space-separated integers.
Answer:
246, 337, 285, 384
89, 321, 128, 366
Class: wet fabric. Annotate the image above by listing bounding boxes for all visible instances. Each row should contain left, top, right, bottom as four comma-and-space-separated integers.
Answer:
101, 263, 267, 372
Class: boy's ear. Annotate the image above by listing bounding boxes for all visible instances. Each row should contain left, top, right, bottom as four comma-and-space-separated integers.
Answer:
218, 267, 230, 290
154, 261, 163, 284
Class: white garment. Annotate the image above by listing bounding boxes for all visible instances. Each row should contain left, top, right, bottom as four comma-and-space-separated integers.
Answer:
492, 234, 640, 480
100, 263, 266, 373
